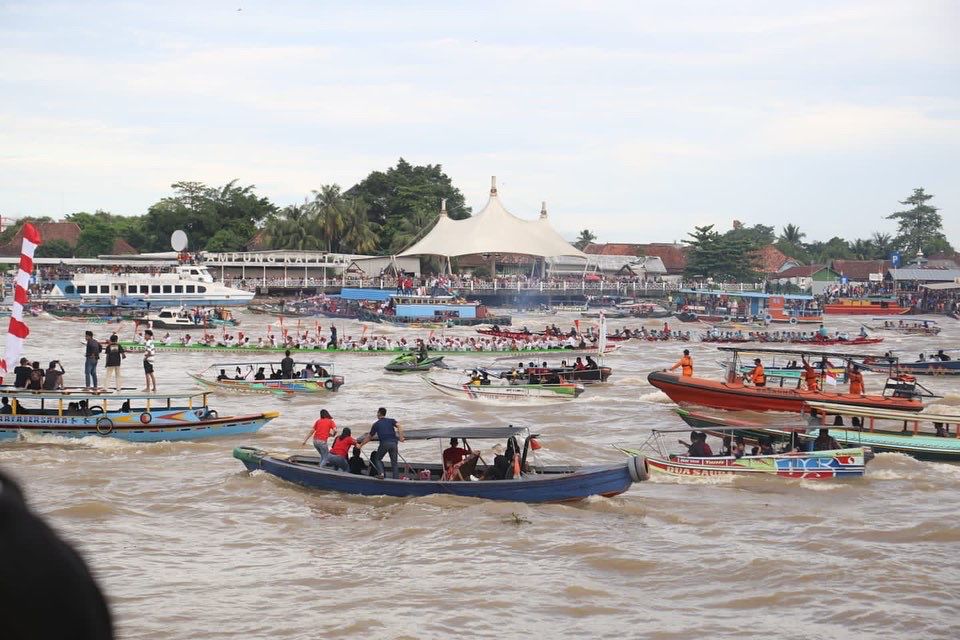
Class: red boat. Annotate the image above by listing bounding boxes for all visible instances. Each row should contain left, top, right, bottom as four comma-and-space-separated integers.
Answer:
647, 370, 923, 413
788, 336, 884, 346
824, 298, 911, 315
476, 328, 630, 342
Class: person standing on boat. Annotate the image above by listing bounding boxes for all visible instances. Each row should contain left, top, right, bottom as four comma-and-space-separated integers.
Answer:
83, 330, 102, 389
103, 334, 126, 391
848, 365, 865, 396
360, 407, 405, 480
143, 329, 157, 392
280, 350, 295, 379
800, 356, 819, 391
302, 409, 337, 466
329, 325, 338, 350
668, 349, 694, 377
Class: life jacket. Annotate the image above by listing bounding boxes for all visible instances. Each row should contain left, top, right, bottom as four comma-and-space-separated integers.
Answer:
752, 365, 766, 385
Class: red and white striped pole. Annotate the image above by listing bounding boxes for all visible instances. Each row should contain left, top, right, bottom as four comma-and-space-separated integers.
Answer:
0, 223, 42, 381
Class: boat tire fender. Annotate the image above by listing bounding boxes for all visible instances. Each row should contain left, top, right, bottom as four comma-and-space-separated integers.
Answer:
789, 317, 798, 325
140, 412, 151, 424
324, 379, 335, 390
96, 417, 114, 435
206, 409, 218, 420
628, 455, 649, 482
764, 314, 772, 323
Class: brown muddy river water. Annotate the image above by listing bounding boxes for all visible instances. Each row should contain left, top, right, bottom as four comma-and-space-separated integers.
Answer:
3, 311, 960, 639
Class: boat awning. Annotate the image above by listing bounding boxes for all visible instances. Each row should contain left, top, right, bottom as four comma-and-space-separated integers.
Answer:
716, 346, 892, 361
805, 401, 960, 423
402, 426, 530, 441
921, 282, 960, 291
339, 288, 393, 302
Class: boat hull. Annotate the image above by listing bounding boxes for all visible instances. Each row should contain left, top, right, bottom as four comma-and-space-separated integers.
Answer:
676, 408, 960, 462
426, 379, 584, 402
234, 447, 640, 502
824, 302, 911, 315
859, 359, 960, 376
647, 371, 923, 413
190, 374, 343, 394
644, 449, 868, 479
0, 410, 277, 443
120, 341, 610, 357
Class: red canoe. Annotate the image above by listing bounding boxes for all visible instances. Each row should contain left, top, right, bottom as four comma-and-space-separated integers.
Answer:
647, 371, 923, 413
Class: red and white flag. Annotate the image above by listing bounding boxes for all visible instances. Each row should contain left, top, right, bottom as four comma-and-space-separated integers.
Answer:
1, 223, 42, 380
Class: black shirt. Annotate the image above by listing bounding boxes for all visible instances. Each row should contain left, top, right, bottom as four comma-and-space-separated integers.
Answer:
85, 339, 102, 360
104, 343, 125, 367
280, 357, 294, 377
13, 365, 32, 388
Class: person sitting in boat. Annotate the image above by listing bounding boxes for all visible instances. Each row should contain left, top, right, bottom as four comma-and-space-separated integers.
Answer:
574, 357, 586, 371
233, 367, 247, 381
668, 349, 694, 377
732, 436, 746, 459
324, 427, 355, 472
817, 324, 829, 338
745, 359, 766, 387
859, 326, 868, 338
183, 334, 193, 346
216, 369, 229, 381
254, 367, 266, 381
682, 431, 713, 457
847, 365, 865, 396
27, 362, 44, 391
813, 428, 840, 451
0, 397, 11, 414
918, 353, 926, 362
348, 446, 368, 475
585, 355, 599, 370
479, 370, 491, 385
936, 350, 951, 361
468, 370, 482, 386
759, 437, 775, 455
416, 340, 429, 363
13, 358, 32, 388
42, 361, 65, 391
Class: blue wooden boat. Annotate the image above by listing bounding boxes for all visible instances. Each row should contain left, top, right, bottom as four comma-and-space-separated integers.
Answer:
234, 426, 647, 503
0, 389, 278, 442
858, 356, 960, 376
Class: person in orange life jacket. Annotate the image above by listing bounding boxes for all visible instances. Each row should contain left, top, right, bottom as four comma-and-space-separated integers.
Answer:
848, 365, 865, 396
801, 356, 819, 391
746, 358, 766, 387
669, 349, 694, 377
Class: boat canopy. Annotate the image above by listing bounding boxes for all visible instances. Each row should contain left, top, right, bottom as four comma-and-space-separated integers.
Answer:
0, 387, 209, 402
716, 346, 894, 361
805, 401, 960, 424
204, 361, 335, 368
402, 426, 530, 441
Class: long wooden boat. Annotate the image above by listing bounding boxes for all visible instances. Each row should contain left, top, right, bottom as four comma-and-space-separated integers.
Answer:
0, 389, 277, 442
616, 445, 868, 479
425, 377, 585, 403
476, 327, 630, 342
647, 370, 924, 413
824, 297, 911, 315
675, 404, 960, 462
858, 356, 960, 376
118, 341, 614, 357
233, 426, 647, 502
867, 318, 941, 335
494, 364, 612, 384
189, 360, 344, 394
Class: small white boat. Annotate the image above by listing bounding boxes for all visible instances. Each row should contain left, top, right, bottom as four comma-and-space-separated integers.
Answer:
424, 375, 584, 404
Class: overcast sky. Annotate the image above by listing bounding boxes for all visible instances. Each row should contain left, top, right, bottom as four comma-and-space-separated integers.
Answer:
1, 0, 957, 245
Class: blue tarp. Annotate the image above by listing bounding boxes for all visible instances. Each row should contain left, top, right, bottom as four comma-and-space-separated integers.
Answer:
338, 288, 393, 302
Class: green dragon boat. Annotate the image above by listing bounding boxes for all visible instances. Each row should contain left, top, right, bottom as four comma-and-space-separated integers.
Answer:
118, 341, 610, 358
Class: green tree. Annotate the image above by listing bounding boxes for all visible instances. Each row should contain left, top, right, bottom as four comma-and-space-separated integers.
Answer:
389, 206, 438, 254
724, 221, 775, 248
683, 224, 759, 281
339, 198, 379, 254
74, 218, 118, 257
779, 224, 805, 245
347, 158, 470, 252
871, 232, 894, 260
887, 188, 950, 256
262, 202, 324, 251
141, 180, 276, 252
35, 238, 74, 258
573, 229, 597, 250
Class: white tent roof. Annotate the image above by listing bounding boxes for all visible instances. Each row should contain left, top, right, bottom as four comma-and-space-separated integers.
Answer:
398, 178, 586, 259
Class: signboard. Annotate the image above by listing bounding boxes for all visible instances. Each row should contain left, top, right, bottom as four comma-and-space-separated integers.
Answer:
869, 273, 883, 282
840, 276, 848, 285
891, 251, 901, 268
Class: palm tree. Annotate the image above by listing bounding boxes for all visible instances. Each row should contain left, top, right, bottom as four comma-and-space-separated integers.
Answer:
850, 238, 874, 260
871, 232, 894, 259
779, 224, 805, 245
339, 198, 380, 254
310, 185, 346, 251
390, 207, 439, 254
262, 202, 323, 250
573, 229, 597, 250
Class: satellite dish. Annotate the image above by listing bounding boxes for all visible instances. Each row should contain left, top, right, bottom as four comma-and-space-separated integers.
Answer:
170, 230, 188, 252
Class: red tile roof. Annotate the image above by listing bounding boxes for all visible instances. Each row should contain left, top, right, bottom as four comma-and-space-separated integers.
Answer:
0, 222, 82, 256
638, 243, 688, 273
751, 244, 794, 275
830, 259, 890, 281
111, 237, 138, 255
583, 243, 644, 257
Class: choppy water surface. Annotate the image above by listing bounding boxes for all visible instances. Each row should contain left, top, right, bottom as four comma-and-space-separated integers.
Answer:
4, 312, 960, 639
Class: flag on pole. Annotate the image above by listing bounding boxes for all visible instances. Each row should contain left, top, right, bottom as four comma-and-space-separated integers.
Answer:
1, 223, 42, 380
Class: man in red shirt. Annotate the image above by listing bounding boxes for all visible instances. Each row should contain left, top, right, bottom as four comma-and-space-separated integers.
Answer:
442, 438, 477, 480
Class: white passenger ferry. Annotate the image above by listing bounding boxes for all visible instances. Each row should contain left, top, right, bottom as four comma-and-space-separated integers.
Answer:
44, 264, 254, 307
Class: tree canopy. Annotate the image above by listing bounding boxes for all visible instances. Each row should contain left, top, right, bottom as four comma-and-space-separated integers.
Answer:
683, 224, 759, 281
887, 188, 950, 257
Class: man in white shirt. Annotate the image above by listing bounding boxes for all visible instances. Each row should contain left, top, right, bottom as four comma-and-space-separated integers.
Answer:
143, 329, 157, 392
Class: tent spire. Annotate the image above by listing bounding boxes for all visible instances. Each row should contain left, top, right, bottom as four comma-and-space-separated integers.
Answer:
490, 176, 498, 196
440, 198, 448, 217
540, 201, 548, 219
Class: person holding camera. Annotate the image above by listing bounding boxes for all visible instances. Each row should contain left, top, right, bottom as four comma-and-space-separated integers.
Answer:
42, 361, 66, 390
